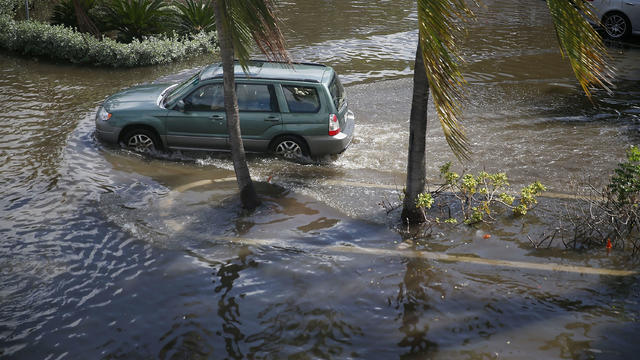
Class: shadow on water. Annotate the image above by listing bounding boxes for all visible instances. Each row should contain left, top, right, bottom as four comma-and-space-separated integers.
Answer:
70, 165, 637, 359
79, 210, 637, 359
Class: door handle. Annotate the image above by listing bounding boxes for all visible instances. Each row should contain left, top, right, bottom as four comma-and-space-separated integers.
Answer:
625, 2, 635, 5
264, 116, 280, 122
210, 115, 224, 121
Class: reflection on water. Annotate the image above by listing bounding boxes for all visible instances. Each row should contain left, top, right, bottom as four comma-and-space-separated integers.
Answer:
1, 0, 640, 358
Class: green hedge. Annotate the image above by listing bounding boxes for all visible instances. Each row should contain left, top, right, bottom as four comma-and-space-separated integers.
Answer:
0, 0, 19, 17
0, 15, 218, 67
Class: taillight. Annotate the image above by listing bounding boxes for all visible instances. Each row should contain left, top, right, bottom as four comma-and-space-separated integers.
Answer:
329, 114, 340, 136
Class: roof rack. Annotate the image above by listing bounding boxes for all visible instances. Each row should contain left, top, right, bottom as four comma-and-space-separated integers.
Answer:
237, 59, 326, 67
233, 74, 320, 83
200, 60, 327, 82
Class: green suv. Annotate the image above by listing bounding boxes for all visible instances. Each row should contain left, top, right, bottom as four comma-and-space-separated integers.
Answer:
95, 60, 355, 159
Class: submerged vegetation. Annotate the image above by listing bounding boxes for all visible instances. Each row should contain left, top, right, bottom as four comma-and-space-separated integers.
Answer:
388, 147, 640, 258
0, 0, 220, 66
409, 163, 545, 226
381, 164, 546, 232
419, 163, 546, 225
547, 146, 640, 255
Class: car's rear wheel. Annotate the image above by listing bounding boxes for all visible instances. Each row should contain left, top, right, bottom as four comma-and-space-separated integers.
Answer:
122, 128, 160, 154
602, 12, 631, 40
271, 136, 309, 159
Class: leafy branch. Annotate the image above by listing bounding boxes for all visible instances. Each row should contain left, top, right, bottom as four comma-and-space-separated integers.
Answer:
415, 162, 546, 225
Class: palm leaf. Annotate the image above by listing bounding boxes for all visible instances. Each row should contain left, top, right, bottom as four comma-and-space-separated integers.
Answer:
175, 0, 216, 34
546, 0, 614, 98
216, 0, 289, 71
417, 0, 476, 160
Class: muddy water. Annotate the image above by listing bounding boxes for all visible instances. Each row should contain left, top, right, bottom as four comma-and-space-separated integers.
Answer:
1, 0, 639, 358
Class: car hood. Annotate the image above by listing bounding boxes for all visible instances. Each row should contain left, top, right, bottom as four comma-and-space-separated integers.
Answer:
103, 84, 170, 112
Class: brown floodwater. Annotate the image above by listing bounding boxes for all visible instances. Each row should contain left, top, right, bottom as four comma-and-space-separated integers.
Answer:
1, 0, 639, 358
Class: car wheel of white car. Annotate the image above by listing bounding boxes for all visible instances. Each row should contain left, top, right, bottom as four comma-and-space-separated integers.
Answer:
602, 12, 631, 39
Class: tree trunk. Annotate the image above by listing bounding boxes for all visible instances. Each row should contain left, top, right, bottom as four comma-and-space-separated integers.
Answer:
73, 0, 101, 39
214, 0, 261, 211
401, 42, 430, 225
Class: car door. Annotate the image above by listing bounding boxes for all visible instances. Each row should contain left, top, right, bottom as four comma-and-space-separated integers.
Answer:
590, 1, 620, 24
164, 82, 228, 150
236, 83, 282, 152
622, 0, 640, 32
280, 84, 326, 136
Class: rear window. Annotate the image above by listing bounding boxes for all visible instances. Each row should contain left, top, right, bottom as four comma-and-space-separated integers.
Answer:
329, 75, 345, 110
283, 85, 320, 113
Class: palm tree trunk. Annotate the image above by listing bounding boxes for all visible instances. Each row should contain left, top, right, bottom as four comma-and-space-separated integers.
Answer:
401, 41, 429, 225
214, 0, 260, 211
73, 0, 101, 39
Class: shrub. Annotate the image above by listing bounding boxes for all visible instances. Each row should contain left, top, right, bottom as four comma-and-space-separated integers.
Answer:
548, 146, 640, 254
609, 145, 640, 204
523, 146, 640, 256
51, 0, 100, 29
103, 0, 173, 42
0, 0, 20, 18
0, 14, 217, 67
174, 0, 215, 35
414, 162, 545, 225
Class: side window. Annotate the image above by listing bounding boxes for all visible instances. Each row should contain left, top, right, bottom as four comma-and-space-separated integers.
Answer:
237, 84, 278, 112
184, 84, 224, 111
329, 75, 345, 109
283, 85, 320, 113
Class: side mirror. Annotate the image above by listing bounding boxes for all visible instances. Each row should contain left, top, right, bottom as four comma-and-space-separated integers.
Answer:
175, 100, 185, 112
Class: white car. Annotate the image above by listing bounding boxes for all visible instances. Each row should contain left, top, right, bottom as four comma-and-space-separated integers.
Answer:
589, 0, 640, 39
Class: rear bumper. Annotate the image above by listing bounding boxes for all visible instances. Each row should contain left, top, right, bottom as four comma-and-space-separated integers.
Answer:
305, 111, 355, 157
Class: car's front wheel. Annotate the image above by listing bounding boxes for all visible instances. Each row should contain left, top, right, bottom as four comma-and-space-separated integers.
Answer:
602, 12, 631, 40
271, 136, 309, 159
122, 128, 161, 154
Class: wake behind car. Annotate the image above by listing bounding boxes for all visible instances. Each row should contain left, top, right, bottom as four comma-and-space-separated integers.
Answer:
95, 60, 355, 159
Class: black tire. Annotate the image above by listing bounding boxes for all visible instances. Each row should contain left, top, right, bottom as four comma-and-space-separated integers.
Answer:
270, 136, 309, 159
602, 12, 631, 40
122, 128, 161, 154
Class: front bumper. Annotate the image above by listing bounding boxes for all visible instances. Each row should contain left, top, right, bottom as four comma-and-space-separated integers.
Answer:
95, 119, 121, 144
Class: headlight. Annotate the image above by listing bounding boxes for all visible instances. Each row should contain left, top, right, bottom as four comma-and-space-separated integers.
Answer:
96, 106, 111, 122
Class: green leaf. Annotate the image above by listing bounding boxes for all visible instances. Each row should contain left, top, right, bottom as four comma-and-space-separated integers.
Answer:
216, 0, 289, 72
417, 0, 477, 160
546, 0, 614, 98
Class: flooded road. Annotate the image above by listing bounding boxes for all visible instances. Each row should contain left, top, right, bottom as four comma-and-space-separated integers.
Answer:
1, 0, 640, 358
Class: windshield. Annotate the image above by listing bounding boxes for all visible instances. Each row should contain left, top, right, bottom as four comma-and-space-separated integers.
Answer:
164, 72, 200, 106
329, 74, 345, 110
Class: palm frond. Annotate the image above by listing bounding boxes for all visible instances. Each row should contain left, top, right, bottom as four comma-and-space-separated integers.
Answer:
175, 0, 216, 34
417, 0, 476, 160
217, 0, 289, 71
546, 0, 614, 98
